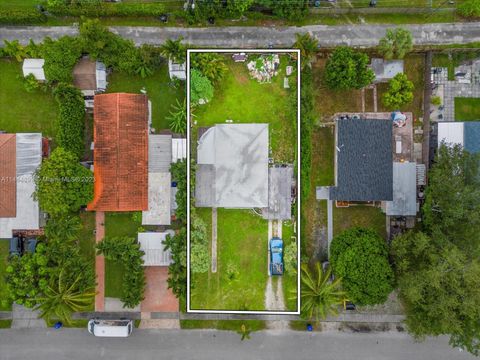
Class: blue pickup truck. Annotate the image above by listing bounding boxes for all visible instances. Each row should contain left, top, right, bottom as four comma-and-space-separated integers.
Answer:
269, 237, 284, 276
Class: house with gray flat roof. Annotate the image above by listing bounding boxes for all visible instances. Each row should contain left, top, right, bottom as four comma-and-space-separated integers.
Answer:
330, 118, 393, 202
385, 162, 417, 216
437, 121, 480, 154
196, 124, 269, 209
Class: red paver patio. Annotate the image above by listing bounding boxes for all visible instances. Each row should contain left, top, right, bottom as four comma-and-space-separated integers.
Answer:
95, 211, 105, 312
141, 267, 178, 312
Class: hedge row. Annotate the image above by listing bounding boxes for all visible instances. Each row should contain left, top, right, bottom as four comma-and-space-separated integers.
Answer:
300, 66, 315, 200
0, 9, 46, 25
47, 3, 166, 17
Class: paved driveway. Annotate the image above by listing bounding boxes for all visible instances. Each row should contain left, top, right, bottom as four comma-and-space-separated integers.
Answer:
141, 267, 178, 312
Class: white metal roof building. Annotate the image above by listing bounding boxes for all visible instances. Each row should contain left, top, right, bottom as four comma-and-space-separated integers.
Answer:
22, 59, 46, 81
172, 138, 186, 163
370, 58, 404, 83
385, 162, 417, 216
438, 122, 480, 154
168, 59, 186, 80
0, 133, 42, 238
138, 231, 175, 266
196, 124, 269, 208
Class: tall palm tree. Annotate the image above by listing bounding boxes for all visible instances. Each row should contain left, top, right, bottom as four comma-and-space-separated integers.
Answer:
160, 37, 186, 64
191, 53, 228, 83
34, 270, 95, 325
293, 33, 319, 69
167, 99, 188, 135
297, 262, 345, 320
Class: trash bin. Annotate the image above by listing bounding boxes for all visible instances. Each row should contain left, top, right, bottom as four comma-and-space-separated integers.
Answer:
307, 324, 313, 332
54, 321, 63, 329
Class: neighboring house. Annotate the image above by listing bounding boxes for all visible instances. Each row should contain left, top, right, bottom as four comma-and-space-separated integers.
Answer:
87, 93, 149, 212
73, 57, 107, 108
196, 124, 269, 208
385, 162, 417, 216
330, 118, 393, 202
22, 59, 45, 81
168, 59, 186, 80
437, 121, 480, 154
370, 58, 404, 83
138, 231, 175, 266
0, 133, 42, 238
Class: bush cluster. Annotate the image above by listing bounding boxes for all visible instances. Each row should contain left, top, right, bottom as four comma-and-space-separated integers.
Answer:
300, 67, 314, 200
0, 9, 47, 25
47, 2, 165, 17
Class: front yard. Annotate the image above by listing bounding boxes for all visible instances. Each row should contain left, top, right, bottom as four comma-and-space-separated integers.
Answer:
190, 208, 269, 311
0, 240, 12, 311
454, 97, 480, 121
0, 59, 58, 137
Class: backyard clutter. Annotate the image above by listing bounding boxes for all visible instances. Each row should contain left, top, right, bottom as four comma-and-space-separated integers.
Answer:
247, 54, 281, 83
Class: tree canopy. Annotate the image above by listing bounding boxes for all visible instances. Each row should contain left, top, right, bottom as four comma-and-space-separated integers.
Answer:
382, 73, 414, 109
34, 147, 93, 216
191, 52, 228, 83
330, 227, 394, 305
324, 47, 375, 90
378, 28, 413, 59
294, 33, 319, 69
190, 69, 214, 105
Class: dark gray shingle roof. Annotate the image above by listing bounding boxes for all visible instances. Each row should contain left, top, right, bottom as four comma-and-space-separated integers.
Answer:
330, 118, 393, 201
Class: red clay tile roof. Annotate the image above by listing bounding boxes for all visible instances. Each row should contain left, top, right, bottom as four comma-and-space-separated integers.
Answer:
88, 93, 149, 212
0, 134, 16, 218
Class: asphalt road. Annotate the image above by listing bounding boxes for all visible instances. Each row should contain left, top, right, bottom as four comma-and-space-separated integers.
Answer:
1, 23, 480, 47
0, 328, 476, 360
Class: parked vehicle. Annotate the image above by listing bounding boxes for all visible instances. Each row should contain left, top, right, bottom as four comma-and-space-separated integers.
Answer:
88, 319, 133, 337
9, 237, 37, 256
269, 237, 284, 275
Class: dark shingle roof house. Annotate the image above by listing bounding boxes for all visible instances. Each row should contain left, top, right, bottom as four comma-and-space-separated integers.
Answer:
330, 118, 393, 202
87, 93, 149, 212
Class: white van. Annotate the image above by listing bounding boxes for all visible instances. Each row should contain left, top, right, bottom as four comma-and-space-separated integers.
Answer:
88, 319, 134, 337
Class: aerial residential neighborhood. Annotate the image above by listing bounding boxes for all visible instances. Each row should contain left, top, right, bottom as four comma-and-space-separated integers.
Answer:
0, 1, 480, 359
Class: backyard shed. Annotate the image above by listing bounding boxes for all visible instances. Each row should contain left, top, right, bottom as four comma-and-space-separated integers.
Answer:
22, 59, 45, 81
138, 231, 175, 266
172, 138, 187, 163
0, 133, 42, 238
168, 59, 186, 80
73, 57, 107, 92
385, 162, 417, 216
370, 58, 404, 83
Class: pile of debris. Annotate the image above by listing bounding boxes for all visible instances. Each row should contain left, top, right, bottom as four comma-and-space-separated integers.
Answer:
247, 54, 280, 83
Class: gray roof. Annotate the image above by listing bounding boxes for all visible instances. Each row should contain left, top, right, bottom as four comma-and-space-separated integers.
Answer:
330, 118, 393, 201
262, 166, 293, 220
196, 124, 269, 208
386, 162, 417, 216
371, 58, 404, 82
464, 122, 480, 154
149, 135, 172, 173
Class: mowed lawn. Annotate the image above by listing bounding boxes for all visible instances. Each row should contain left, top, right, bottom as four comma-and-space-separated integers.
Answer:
104, 212, 140, 298
0, 59, 57, 137
191, 208, 269, 311
0, 240, 12, 311
455, 97, 480, 121
282, 221, 298, 312
333, 206, 387, 239
106, 64, 185, 132
194, 57, 297, 162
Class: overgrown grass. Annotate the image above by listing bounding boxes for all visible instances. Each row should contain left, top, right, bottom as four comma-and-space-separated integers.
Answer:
0, 59, 57, 137
333, 206, 387, 239
0, 320, 12, 328
454, 97, 480, 121
0, 240, 12, 311
282, 221, 298, 311
193, 56, 297, 162
180, 319, 266, 332
190, 209, 269, 311
106, 64, 185, 132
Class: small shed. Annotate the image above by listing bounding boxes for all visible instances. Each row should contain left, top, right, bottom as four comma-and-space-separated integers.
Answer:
386, 162, 417, 216
371, 58, 404, 83
168, 59, 186, 80
73, 58, 107, 93
172, 138, 186, 163
138, 231, 175, 266
22, 59, 45, 81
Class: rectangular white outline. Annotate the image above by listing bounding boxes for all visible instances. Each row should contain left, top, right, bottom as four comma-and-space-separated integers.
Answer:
187, 49, 301, 315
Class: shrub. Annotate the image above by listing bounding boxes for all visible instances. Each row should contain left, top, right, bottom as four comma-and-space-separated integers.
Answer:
300, 67, 315, 200
431, 95, 442, 106
47, 2, 165, 17
23, 74, 40, 93
42, 36, 82, 83
284, 241, 298, 274
190, 69, 214, 105
53, 83, 86, 159
96, 236, 146, 308
0, 9, 47, 25
330, 227, 394, 305
163, 228, 187, 299
382, 73, 414, 109
458, 0, 480, 18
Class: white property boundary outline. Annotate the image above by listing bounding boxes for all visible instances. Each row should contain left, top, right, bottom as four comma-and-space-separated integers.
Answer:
187, 49, 301, 315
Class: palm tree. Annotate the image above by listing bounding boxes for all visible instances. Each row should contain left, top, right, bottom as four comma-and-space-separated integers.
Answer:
44, 215, 82, 242
191, 53, 228, 83
293, 33, 319, 69
3, 40, 28, 62
167, 99, 188, 135
160, 37, 186, 64
34, 270, 95, 325
297, 262, 345, 320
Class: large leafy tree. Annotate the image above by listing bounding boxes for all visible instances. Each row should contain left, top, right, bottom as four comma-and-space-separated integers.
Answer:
34, 147, 94, 216
294, 33, 319, 69
42, 36, 82, 83
382, 73, 414, 109
191, 53, 228, 83
298, 262, 345, 320
190, 69, 214, 105
325, 47, 374, 90
378, 28, 413, 60
330, 227, 394, 305
53, 83, 86, 159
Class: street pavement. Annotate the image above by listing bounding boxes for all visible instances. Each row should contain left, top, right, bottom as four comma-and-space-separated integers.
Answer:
1, 23, 480, 47
0, 328, 476, 360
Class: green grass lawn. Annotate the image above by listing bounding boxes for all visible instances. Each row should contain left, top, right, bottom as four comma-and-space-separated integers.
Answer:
0, 320, 12, 328
0, 240, 12, 311
104, 212, 141, 298
0, 0, 40, 9
333, 206, 387, 239
454, 97, 480, 121
191, 209, 269, 311
0, 59, 58, 137
194, 56, 297, 162
180, 319, 266, 332
106, 65, 185, 132
77, 212, 96, 311
282, 221, 298, 312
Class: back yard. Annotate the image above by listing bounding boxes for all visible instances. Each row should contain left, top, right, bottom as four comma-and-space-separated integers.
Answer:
0, 59, 58, 137
454, 97, 480, 121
